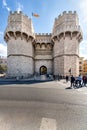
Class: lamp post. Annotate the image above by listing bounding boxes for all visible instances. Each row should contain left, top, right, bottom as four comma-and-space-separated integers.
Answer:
69, 68, 71, 75
69, 68, 71, 81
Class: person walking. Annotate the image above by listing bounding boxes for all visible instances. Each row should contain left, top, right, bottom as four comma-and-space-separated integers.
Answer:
66, 75, 69, 82
78, 75, 82, 87
70, 75, 75, 88
82, 75, 86, 86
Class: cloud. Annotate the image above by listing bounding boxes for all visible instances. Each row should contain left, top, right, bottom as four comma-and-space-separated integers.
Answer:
77, 0, 87, 35
78, 0, 87, 24
2, 0, 7, 6
80, 40, 87, 59
0, 31, 3, 36
0, 43, 7, 57
77, 0, 87, 59
17, 2, 23, 12
79, 0, 87, 11
6, 7, 10, 12
2, 0, 10, 12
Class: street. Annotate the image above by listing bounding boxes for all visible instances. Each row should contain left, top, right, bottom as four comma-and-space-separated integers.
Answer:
0, 80, 87, 130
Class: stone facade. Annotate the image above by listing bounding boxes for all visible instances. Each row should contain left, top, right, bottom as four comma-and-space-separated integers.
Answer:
4, 11, 82, 78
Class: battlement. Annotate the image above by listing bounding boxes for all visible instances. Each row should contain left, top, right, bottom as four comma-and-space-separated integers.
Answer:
8, 11, 31, 25
35, 33, 52, 44
54, 11, 78, 26
54, 11, 77, 24
5, 11, 35, 41
35, 33, 51, 36
9, 11, 30, 19
55, 11, 76, 20
10, 11, 22, 14
52, 11, 81, 38
62, 10, 76, 15
57, 11, 77, 19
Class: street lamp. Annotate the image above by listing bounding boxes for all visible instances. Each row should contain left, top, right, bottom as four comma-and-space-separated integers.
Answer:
69, 68, 71, 75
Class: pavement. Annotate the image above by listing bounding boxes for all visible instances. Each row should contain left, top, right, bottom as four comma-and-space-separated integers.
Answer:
0, 100, 87, 130
0, 78, 87, 93
0, 79, 87, 130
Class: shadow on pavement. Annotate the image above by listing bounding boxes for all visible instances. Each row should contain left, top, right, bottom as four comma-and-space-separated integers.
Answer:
0, 79, 53, 85
65, 86, 84, 89
65, 87, 72, 89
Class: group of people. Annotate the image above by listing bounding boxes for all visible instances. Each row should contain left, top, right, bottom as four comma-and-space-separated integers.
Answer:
65, 75, 87, 88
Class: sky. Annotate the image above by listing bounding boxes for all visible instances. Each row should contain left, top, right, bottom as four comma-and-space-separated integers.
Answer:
0, 0, 87, 59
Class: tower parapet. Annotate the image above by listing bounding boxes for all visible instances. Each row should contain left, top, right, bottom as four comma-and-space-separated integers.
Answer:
4, 11, 35, 42
34, 33, 53, 55
52, 11, 82, 42
35, 33, 52, 43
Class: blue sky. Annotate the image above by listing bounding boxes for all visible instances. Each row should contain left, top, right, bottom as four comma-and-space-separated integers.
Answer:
0, 0, 87, 59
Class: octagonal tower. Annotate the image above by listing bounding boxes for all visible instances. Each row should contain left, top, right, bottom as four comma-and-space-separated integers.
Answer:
52, 11, 83, 76
4, 11, 35, 78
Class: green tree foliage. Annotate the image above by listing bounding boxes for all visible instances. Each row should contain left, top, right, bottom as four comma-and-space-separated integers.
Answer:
0, 64, 7, 73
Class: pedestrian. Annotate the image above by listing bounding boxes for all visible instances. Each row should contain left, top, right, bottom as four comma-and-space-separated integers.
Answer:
70, 75, 75, 88
57, 74, 59, 81
66, 75, 69, 82
82, 75, 86, 86
78, 75, 82, 87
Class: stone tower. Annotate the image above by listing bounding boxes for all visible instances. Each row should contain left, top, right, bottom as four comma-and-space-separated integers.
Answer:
52, 11, 83, 76
4, 11, 35, 78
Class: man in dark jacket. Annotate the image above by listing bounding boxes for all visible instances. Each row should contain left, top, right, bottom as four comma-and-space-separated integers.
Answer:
70, 75, 75, 88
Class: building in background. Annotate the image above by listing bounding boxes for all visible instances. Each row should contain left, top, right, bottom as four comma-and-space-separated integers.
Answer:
83, 60, 87, 76
79, 57, 87, 76
4, 11, 83, 78
0, 56, 7, 74
0, 56, 7, 65
79, 57, 84, 75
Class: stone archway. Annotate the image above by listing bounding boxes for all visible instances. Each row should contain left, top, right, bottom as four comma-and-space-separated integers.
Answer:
40, 66, 47, 75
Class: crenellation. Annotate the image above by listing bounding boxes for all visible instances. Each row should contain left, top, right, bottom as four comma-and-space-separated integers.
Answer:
14, 11, 18, 14
63, 11, 66, 14
55, 18, 57, 20
74, 11, 77, 14
35, 34, 52, 44
19, 11, 22, 14
68, 11, 72, 14
35, 33, 51, 36
10, 11, 12, 14
58, 14, 61, 18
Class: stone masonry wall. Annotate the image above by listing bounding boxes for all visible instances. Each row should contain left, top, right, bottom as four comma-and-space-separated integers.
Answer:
7, 37, 34, 77
64, 56, 79, 76
53, 57, 64, 75
7, 56, 34, 77
53, 37, 64, 75
63, 33, 79, 76
7, 37, 34, 57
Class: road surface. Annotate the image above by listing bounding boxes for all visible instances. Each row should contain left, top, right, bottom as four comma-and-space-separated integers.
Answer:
0, 80, 87, 130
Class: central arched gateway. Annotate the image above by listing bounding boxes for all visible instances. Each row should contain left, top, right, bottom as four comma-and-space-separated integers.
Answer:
40, 66, 47, 75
